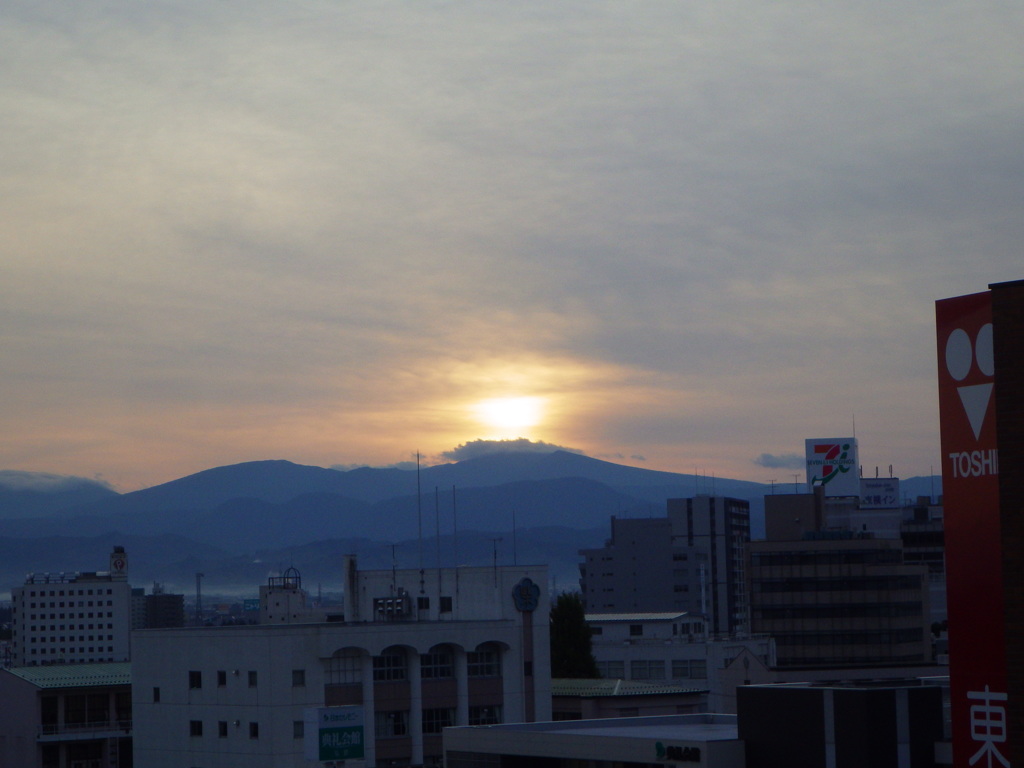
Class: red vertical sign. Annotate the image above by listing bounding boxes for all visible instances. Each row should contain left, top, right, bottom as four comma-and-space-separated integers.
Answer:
936, 290, 1008, 768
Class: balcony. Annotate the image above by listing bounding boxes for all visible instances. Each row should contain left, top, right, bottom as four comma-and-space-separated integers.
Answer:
38, 719, 132, 742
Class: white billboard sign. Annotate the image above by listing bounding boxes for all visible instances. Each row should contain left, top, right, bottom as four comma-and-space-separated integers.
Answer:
859, 478, 901, 509
805, 438, 859, 497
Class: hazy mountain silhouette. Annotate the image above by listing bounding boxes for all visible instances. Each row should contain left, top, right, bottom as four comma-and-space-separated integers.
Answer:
0, 455, 942, 595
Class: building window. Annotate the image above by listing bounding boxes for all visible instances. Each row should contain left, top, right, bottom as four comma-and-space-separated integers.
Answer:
218, 721, 228, 738
375, 710, 408, 738
417, 596, 430, 611
467, 649, 500, 678
249, 722, 259, 739
293, 720, 304, 739
190, 720, 203, 737
217, 670, 226, 687
469, 705, 502, 725
629, 624, 643, 637
422, 707, 455, 734
595, 660, 625, 679
248, 670, 258, 687
189, 671, 202, 689
440, 596, 453, 613
327, 652, 363, 684
421, 650, 454, 679
292, 669, 306, 687
153, 687, 160, 703
373, 652, 407, 682
630, 660, 665, 680
689, 660, 707, 679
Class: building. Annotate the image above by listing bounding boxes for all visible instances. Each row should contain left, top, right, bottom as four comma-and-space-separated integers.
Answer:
748, 534, 932, 669
738, 681, 945, 768
551, 678, 706, 720
899, 497, 946, 627
132, 558, 550, 767
259, 566, 329, 624
0, 661, 132, 768
444, 681, 947, 768
586, 612, 776, 714
579, 495, 750, 636
9, 546, 133, 667
936, 280, 1024, 766
131, 583, 186, 630
444, 714, 744, 768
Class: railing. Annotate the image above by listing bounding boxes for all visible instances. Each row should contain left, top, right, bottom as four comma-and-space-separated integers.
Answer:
38, 719, 131, 739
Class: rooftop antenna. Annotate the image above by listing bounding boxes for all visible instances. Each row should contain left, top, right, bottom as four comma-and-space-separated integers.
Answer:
417, 451, 424, 594
452, 485, 460, 607
435, 486, 442, 608
793, 474, 800, 493
852, 412, 856, 439
512, 509, 518, 566
195, 572, 204, 627
489, 537, 502, 587
770, 479, 776, 495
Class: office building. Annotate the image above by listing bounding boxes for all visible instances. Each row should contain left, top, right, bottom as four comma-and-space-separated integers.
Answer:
9, 546, 133, 667
579, 496, 750, 635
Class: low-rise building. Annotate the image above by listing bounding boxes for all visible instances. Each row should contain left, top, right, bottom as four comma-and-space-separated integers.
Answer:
132, 558, 550, 767
587, 612, 776, 713
0, 661, 132, 768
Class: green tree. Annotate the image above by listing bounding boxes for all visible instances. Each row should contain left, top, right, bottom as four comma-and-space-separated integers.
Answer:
549, 591, 599, 678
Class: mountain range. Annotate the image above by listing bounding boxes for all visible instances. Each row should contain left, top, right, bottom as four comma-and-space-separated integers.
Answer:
0, 452, 941, 598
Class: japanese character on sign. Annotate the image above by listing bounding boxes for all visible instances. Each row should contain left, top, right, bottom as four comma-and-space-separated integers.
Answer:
968, 686, 1010, 768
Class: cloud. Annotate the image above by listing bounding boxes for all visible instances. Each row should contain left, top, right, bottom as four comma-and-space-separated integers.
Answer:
753, 453, 805, 470
330, 462, 418, 472
441, 439, 583, 462
0, 470, 113, 493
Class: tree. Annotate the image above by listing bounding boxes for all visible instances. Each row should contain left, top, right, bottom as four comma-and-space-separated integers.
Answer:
549, 591, 599, 678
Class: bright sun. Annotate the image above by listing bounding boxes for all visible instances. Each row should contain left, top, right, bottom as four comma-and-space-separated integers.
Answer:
473, 396, 545, 432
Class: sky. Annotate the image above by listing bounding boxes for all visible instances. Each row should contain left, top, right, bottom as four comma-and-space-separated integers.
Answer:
2, 1, 1021, 492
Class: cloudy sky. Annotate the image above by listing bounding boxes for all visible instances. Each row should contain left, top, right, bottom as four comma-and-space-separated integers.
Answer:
2, 1, 1021, 491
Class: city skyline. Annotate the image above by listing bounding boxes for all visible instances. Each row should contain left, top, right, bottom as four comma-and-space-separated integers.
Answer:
2, 2, 1021, 491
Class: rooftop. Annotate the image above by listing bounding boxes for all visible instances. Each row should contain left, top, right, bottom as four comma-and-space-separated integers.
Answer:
586, 612, 690, 623
3, 662, 131, 689
553, 678, 707, 697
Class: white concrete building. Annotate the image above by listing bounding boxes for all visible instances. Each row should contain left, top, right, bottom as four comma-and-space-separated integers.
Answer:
132, 559, 550, 767
587, 612, 776, 713
9, 546, 133, 667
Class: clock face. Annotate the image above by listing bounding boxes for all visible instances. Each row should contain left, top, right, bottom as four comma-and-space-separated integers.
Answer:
112, 558, 126, 571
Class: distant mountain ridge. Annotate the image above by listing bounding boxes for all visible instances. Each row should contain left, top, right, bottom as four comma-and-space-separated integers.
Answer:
0, 453, 942, 595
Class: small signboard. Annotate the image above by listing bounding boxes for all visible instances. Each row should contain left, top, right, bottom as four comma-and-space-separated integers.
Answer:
243, 598, 260, 612
305, 706, 364, 762
859, 478, 900, 509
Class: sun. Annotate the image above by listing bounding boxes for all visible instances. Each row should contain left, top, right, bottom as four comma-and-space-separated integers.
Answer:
473, 396, 545, 432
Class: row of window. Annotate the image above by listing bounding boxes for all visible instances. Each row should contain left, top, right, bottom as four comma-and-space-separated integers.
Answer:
186, 706, 501, 742
753, 602, 923, 620
23, 588, 115, 598
25, 599, 115, 609
191, 720, 262, 739
26, 622, 114, 631
25, 612, 115, 621
774, 628, 924, 646
754, 576, 923, 593
31, 635, 114, 643
30, 647, 115, 656
327, 649, 501, 685
187, 668, 300, 690
594, 659, 708, 680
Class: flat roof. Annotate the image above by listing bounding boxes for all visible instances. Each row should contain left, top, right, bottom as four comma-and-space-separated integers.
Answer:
448, 714, 739, 744
3, 662, 131, 689
552, 678, 706, 697
585, 612, 690, 623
